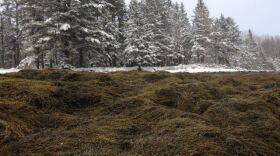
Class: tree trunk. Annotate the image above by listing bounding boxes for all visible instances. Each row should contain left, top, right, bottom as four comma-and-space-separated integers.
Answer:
41, 51, 45, 69
14, 2, 20, 67
36, 56, 40, 69
79, 51, 84, 68
0, 17, 4, 68
55, 51, 58, 66
50, 58, 53, 68
15, 44, 20, 66
13, 44, 17, 67
35, 47, 40, 69
137, 65, 142, 71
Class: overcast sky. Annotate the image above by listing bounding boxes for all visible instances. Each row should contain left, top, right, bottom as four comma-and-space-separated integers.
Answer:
125, 0, 280, 35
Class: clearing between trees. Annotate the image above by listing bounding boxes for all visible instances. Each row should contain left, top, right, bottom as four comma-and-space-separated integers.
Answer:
0, 70, 279, 155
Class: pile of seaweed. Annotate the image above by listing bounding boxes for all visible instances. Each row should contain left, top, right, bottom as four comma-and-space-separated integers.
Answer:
0, 69, 279, 155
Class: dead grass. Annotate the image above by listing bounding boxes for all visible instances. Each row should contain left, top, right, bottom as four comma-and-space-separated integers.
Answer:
0, 70, 279, 155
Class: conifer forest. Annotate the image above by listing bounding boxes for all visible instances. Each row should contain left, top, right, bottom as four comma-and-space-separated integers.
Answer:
0, 0, 279, 70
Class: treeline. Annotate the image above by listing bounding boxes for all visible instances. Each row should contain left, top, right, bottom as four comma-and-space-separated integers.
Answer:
0, 0, 127, 68
0, 0, 278, 69
260, 36, 280, 58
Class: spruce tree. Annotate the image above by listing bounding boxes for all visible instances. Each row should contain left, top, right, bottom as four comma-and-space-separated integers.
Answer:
1, 0, 24, 67
123, 0, 160, 67
171, 2, 192, 64
234, 30, 274, 70
192, 0, 212, 63
104, 0, 126, 66
21, 0, 61, 68
22, 0, 117, 68
212, 15, 240, 65
143, 0, 173, 66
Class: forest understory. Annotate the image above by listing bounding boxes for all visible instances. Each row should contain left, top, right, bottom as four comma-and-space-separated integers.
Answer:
0, 69, 280, 155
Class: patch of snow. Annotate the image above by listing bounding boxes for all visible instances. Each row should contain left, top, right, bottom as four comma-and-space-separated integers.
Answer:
60, 23, 71, 31
76, 67, 138, 73
97, 30, 115, 40
74, 64, 253, 73
45, 17, 53, 23
153, 64, 242, 73
17, 56, 37, 69
25, 46, 34, 52
38, 37, 51, 43
82, 27, 89, 33
0, 68, 20, 74
268, 57, 280, 71
88, 38, 100, 44
0, 64, 273, 75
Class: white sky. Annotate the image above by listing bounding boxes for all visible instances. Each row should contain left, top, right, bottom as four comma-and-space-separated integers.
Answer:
125, 0, 280, 35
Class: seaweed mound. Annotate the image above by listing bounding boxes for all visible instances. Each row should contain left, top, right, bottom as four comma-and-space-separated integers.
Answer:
0, 70, 279, 155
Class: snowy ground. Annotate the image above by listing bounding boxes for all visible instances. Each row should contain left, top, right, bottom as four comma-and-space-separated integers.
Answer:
0, 68, 20, 74
0, 64, 274, 74
75, 64, 251, 73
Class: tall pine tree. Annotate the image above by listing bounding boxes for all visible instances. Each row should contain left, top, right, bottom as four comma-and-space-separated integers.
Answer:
171, 2, 192, 64
212, 15, 240, 65
124, 0, 160, 67
191, 0, 212, 63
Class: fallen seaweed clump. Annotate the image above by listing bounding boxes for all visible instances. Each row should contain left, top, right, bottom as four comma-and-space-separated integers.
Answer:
0, 69, 279, 155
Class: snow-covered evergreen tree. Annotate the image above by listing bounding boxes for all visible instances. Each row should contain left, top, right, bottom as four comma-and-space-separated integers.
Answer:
95, 10, 122, 67
1, 0, 24, 67
233, 30, 274, 70
143, 0, 174, 66
21, 0, 119, 68
211, 15, 240, 65
108, 0, 127, 66
54, 0, 118, 68
21, 0, 57, 67
171, 2, 192, 64
123, 0, 160, 67
191, 0, 212, 63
